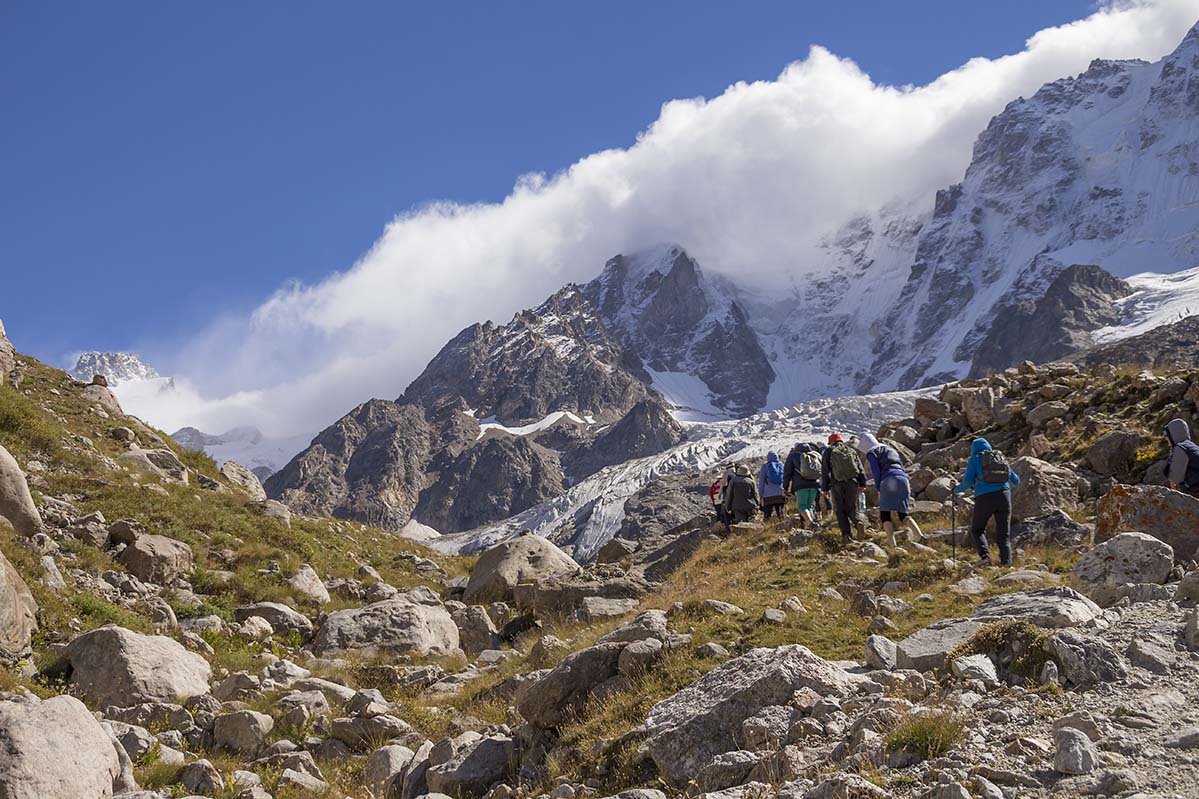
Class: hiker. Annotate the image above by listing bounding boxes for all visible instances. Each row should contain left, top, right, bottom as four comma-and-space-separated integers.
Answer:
723, 464, 760, 524
709, 469, 727, 525
758, 451, 787, 520
1166, 418, 1199, 498
783, 441, 822, 528
821, 433, 866, 543
856, 433, 923, 547
953, 437, 1021, 567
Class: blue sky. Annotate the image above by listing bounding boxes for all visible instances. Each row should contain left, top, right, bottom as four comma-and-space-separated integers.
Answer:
1, 1, 1098, 367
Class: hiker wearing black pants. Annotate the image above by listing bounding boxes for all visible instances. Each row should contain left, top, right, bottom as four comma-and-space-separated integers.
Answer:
821, 433, 866, 542
953, 437, 1022, 566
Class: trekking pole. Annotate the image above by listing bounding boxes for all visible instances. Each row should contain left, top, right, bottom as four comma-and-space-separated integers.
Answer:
951, 494, 957, 566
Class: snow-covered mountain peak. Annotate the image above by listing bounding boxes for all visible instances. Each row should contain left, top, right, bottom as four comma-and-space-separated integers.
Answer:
71, 351, 160, 386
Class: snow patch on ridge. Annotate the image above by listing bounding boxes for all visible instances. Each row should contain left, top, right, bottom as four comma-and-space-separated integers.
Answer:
1093, 266, 1199, 342
476, 411, 592, 440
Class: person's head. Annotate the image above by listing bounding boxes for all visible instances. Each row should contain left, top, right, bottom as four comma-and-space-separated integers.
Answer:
970, 438, 993, 456
1166, 418, 1192, 445
828, 433, 843, 445
856, 433, 880, 454
767, 451, 779, 462
735, 465, 750, 477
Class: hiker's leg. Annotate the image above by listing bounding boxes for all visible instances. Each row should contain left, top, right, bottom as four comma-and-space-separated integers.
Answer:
905, 515, 923, 543
971, 495, 992, 560
880, 512, 897, 547
831, 483, 852, 540
994, 491, 1013, 565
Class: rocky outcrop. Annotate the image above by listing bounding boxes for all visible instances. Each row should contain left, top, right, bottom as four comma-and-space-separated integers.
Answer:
1010, 457, 1079, 520
0, 319, 15, 384
565, 398, 684, 479
219, 460, 267, 501
64, 626, 212, 708
0, 444, 42, 536
642, 644, 857, 787
0, 695, 121, 799
413, 436, 566, 533
1072, 532, 1174, 606
0, 547, 37, 664
1073, 314, 1199, 371
463, 535, 577, 604
1096, 483, 1199, 560
311, 598, 461, 658
117, 448, 188, 484
970, 265, 1130, 378
117, 534, 193, 584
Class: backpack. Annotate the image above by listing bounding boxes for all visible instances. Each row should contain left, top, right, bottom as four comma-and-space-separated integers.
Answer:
799, 450, 822, 480
980, 449, 1010, 484
1177, 441, 1199, 490
830, 443, 859, 482
765, 460, 784, 486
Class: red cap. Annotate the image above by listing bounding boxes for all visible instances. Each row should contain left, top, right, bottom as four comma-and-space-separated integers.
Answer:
828, 433, 843, 444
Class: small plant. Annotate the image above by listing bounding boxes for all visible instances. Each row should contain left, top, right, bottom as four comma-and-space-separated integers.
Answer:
884, 709, 965, 760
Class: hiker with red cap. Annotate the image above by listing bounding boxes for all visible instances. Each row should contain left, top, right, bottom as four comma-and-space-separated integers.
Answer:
821, 432, 866, 543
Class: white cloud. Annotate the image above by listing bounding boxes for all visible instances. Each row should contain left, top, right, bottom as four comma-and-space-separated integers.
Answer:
134, 0, 1199, 438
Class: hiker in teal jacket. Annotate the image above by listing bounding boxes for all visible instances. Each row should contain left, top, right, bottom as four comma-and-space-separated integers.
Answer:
953, 438, 1021, 566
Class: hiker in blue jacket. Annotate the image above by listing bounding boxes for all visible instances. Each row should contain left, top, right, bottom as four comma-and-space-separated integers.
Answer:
953, 437, 1021, 567
758, 451, 787, 520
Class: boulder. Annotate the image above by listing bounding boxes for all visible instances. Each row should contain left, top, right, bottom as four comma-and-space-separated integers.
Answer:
951, 653, 998, 684
117, 534, 193, 584
0, 445, 42, 536
1097, 483, 1199, 560
65, 626, 212, 707
425, 734, 514, 799
960, 387, 996, 430
642, 644, 857, 787
463, 534, 577, 604
252, 499, 293, 526
1011, 510, 1092, 548
219, 460, 267, 501
895, 618, 985, 673
972, 587, 1101, 628
0, 695, 121, 799
448, 604, 501, 657
0, 320, 14, 382
864, 635, 896, 671
1027, 400, 1069, 428
1053, 727, 1098, 775
180, 759, 223, 795
923, 477, 955, 503
234, 602, 314, 640
366, 745, 415, 796
117, 448, 188, 484
517, 642, 624, 728
82, 382, 123, 414
914, 397, 952, 421
0, 547, 37, 664
288, 563, 331, 604
312, 598, 461, 658
1072, 532, 1173, 606
1086, 432, 1146, 476
1044, 630, 1128, 686
1010, 457, 1079, 520
213, 710, 274, 755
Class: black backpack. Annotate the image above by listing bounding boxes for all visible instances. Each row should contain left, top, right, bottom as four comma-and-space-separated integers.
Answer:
1180, 441, 1199, 490
980, 449, 1010, 484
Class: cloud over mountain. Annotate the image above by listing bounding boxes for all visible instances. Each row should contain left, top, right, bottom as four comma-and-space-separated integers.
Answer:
134, 0, 1199, 437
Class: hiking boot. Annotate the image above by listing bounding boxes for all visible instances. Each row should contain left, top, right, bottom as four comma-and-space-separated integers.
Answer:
977, 556, 993, 568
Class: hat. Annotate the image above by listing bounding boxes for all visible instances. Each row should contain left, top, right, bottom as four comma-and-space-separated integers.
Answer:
828, 433, 843, 444
735, 465, 750, 476
856, 433, 880, 454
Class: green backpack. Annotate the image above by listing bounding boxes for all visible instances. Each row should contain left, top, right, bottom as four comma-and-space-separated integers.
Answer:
830, 442, 859, 482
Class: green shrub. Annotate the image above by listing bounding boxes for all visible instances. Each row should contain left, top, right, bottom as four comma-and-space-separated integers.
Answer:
884, 710, 965, 760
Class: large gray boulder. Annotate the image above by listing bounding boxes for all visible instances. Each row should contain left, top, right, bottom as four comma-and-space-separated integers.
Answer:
1045, 629, 1128, 686
463, 534, 577, 604
117, 448, 188, 484
1085, 431, 1146, 476
642, 644, 858, 787
0, 547, 37, 664
972, 587, 1101, 629
219, 460, 267, 501
425, 734, 514, 799
312, 598, 461, 658
234, 602, 314, 640
0, 444, 42, 536
213, 710, 274, 755
894, 618, 985, 673
0, 695, 121, 799
1072, 532, 1174, 606
288, 563, 331, 605
1010, 456, 1079, 520
1097, 483, 1199, 560
117, 534, 193, 584
65, 626, 212, 707
517, 642, 624, 729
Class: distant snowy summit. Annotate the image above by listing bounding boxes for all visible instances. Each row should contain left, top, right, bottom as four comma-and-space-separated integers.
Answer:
71, 351, 164, 387
171, 425, 312, 481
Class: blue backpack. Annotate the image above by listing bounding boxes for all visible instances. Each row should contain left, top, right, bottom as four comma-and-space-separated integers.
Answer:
765, 460, 784, 486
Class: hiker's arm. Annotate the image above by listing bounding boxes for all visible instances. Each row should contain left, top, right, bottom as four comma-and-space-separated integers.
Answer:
1007, 467, 1021, 487
954, 457, 976, 493
1167, 447, 1188, 487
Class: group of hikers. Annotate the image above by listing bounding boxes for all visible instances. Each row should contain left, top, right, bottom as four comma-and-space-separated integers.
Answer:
708, 417, 1199, 568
